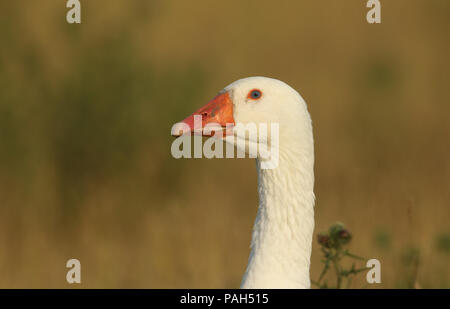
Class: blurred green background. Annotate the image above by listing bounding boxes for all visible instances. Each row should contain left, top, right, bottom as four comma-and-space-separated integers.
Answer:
0, 0, 449, 288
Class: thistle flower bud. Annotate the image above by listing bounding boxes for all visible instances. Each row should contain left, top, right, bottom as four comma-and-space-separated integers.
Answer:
338, 229, 352, 244
318, 233, 331, 248
329, 222, 345, 238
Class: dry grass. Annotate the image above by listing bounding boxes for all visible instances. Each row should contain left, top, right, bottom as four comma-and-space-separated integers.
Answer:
0, 0, 449, 288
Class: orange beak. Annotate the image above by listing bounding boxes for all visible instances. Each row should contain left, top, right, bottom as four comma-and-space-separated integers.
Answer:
172, 92, 235, 137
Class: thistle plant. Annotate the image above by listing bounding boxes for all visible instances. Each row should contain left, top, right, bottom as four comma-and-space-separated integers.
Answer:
312, 222, 367, 289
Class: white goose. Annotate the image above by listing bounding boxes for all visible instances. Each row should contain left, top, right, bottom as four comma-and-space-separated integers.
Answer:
173, 77, 315, 289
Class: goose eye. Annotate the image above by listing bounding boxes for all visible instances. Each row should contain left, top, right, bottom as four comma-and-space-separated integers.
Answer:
248, 89, 262, 100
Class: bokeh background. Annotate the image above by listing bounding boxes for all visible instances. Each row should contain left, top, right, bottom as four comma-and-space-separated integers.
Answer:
0, 0, 449, 288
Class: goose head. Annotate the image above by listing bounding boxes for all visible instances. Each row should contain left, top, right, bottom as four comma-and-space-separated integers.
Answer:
172, 76, 313, 168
